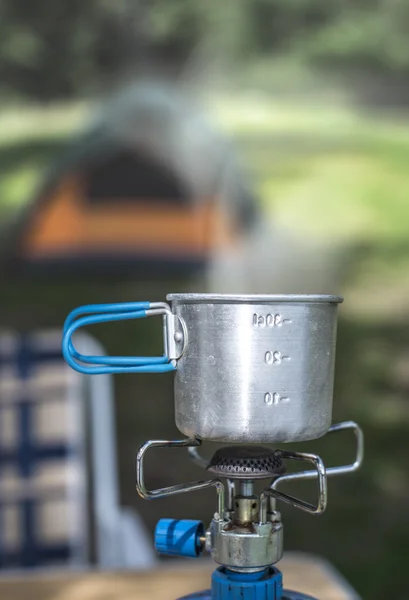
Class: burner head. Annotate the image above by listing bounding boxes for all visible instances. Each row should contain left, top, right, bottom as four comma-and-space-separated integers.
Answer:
207, 446, 286, 480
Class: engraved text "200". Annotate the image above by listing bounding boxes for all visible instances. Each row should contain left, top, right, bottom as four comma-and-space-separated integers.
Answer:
265, 351, 290, 365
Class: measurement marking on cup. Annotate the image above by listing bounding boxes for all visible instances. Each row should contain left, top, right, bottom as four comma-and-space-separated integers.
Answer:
265, 351, 290, 365
253, 313, 292, 328
264, 392, 290, 406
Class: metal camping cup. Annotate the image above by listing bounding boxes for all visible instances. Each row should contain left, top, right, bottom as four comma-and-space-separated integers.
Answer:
62, 294, 343, 443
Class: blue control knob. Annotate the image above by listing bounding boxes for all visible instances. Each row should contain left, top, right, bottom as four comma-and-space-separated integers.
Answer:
155, 519, 205, 558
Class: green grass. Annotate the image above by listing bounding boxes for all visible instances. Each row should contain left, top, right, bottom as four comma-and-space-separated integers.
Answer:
212, 95, 409, 241
0, 102, 86, 214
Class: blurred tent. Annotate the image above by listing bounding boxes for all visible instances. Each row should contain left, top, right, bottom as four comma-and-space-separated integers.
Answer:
2, 82, 258, 277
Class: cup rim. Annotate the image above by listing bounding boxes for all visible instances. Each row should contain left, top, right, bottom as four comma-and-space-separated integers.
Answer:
166, 293, 343, 304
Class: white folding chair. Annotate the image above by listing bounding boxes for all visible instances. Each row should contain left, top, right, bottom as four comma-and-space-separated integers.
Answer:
0, 330, 156, 571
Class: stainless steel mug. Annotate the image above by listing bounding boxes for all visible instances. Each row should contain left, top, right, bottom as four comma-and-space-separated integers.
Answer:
63, 293, 343, 443
168, 294, 342, 443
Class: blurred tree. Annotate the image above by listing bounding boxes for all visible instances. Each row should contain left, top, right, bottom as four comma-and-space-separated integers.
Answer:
0, 0, 149, 100
1, 0, 409, 101
300, 0, 409, 76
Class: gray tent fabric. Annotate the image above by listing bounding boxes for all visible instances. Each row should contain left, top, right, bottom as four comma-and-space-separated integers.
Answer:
84, 81, 257, 219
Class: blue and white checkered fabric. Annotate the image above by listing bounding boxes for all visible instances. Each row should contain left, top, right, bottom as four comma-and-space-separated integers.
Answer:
0, 331, 87, 569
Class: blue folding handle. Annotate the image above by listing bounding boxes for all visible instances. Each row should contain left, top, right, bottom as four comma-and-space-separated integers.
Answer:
62, 302, 177, 375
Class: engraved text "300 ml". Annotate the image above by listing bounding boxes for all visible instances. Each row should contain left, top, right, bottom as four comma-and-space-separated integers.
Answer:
253, 313, 282, 327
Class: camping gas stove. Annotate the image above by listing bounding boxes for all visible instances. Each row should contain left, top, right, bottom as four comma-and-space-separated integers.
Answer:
62, 294, 364, 600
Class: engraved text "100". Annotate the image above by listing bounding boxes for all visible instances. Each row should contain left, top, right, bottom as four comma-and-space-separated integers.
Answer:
264, 392, 290, 406
253, 314, 291, 327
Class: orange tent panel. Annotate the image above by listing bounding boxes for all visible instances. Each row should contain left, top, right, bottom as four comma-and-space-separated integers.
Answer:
21, 176, 238, 261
